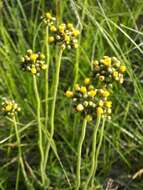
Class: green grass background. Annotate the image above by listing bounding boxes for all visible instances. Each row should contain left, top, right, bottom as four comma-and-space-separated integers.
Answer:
0, 0, 143, 189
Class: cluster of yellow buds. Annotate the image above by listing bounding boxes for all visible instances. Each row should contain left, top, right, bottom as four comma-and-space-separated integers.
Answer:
48, 22, 79, 49
1, 98, 21, 116
65, 84, 112, 121
41, 12, 56, 26
92, 56, 126, 88
21, 49, 47, 75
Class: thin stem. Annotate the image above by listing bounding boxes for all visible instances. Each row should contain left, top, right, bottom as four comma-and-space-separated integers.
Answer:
44, 48, 63, 171
15, 162, 20, 190
73, 0, 88, 87
91, 118, 106, 188
45, 26, 49, 129
75, 118, 87, 190
84, 116, 101, 190
33, 75, 45, 186
13, 116, 31, 189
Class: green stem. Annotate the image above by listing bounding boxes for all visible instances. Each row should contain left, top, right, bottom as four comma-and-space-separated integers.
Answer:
84, 116, 101, 190
13, 116, 31, 189
44, 48, 63, 170
75, 118, 87, 190
91, 118, 106, 188
45, 26, 49, 128
73, 0, 88, 87
15, 162, 20, 190
33, 75, 45, 186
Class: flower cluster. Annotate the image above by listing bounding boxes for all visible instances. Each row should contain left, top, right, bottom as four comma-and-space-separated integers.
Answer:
1, 98, 21, 116
41, 12, 56, 26
21, 49, 47, 75
92, 56, 126, 88
48, 22, 79, 49
65, 84, 112, 121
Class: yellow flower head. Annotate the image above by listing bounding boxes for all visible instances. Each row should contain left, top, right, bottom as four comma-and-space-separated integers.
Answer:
22, 50, 47, 75
65, 83, 112, 120
48, 21, 79, 49
1, 98, 21, 116
42, 12, 56, 26
93, 56, 126, 88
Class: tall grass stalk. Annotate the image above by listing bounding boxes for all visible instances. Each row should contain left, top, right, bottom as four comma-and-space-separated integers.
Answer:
33, 75, 45, 186
13, 115, 32, 189
84, 116, 101, 189
91, 118, 106, 188
45, 26, 49, 128
76, 118, 87, 190
44, 48, 63, 170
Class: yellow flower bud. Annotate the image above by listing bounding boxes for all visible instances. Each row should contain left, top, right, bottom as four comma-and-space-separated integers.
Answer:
96, 107, 104, 116
5, 104, 13, 112
84, 78, 91, 85
88, 90, 96, 97
107, 108, 112, 114
31, 67, 37, 74
101, 56, 111, 66
64, 35, 70, 42
61, 44, 66, 50
75, 84, 80, 91
67, 23, 73, 29
65, 90, 74, 98
41, 64, 47, 70
48, 36, 55, 43
73, 43, 78, 49
59, 24, 66, 33
102, 90, 110, 97
27, 49, 33, 55
112, 71, 119, 78
86, 115, 92, 122
119, 65, 126, 73
30, 53, 38, 62
39, 53, 45, 60
83, 101, 88, 107
80, 86, 87, 94
76, 104, 84, 112
72, 29, 80, 37
105, 101, 112, 108
50, 25, 57, 32
45, 12, 52, 20
99, 100, 104, 107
